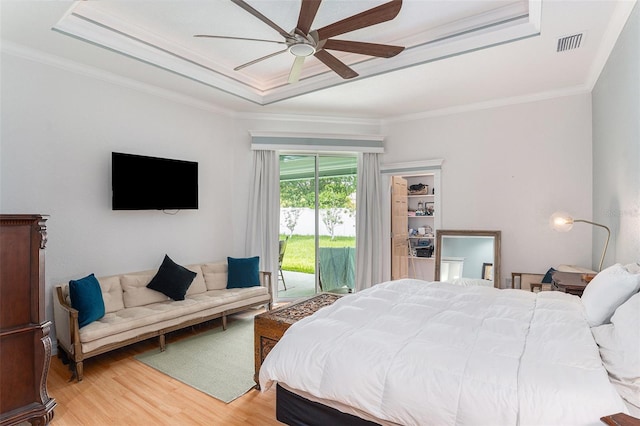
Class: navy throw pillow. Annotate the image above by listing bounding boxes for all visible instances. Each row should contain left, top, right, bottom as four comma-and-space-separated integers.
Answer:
542, 267, 556, 283
69, 273, 106, 328
147, 255, 196, 301
227, 256, 260, 289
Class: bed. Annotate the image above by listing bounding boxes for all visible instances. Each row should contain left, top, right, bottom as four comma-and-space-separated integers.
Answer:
259, 264, 640, 426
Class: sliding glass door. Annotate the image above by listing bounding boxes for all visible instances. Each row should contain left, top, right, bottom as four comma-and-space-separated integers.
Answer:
278, 154, 357, 300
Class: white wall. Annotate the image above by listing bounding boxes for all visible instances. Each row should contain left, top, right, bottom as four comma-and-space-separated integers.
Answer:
592, 1, 640, 266
0, 53, 246, 331
382, 94, 594, 286
0, 46, 602, 328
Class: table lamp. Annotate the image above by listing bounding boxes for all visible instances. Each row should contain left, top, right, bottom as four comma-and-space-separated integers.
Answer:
550, 211, 611, 272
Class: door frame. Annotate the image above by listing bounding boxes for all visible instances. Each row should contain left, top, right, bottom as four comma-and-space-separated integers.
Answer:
277, 152, 358, 300
380, 159, 444, 283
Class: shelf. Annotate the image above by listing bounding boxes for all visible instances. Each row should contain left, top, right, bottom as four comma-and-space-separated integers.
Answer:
409, 236, 434, 239
408, 215, 435, 218
407, 194, 434, 198
406, 256, 434, 261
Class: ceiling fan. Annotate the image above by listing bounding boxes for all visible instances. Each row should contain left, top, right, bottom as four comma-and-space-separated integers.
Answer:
194, 0, 404, 83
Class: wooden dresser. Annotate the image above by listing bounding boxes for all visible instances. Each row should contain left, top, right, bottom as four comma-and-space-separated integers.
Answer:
0, 215, 56, 425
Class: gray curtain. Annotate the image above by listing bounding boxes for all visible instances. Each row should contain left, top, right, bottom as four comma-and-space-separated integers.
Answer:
355, 152, 384, 292
245, 150, 280, 276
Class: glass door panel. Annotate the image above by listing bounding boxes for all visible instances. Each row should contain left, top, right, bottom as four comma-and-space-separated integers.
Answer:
279, 155, 317, 300
317, 155, 356, 294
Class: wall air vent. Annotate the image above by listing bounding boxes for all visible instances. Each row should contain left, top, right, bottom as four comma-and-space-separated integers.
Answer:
557, 33, 583, 52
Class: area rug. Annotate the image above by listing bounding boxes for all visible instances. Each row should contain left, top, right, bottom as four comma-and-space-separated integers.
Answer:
135, 317, 255, 403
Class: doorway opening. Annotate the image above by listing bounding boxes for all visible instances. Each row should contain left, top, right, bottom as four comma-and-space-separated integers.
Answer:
277, 154, 357, 300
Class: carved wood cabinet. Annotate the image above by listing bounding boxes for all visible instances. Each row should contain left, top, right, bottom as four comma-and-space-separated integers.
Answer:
0, 215, 56, 425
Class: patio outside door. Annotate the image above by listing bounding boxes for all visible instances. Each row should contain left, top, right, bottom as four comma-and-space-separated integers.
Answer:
277, 154, 357, 300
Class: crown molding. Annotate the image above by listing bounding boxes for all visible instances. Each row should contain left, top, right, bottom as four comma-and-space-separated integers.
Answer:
585, 0, 637, 91
235, 112, 382, 127
381, 85, 591, 124
249, 131, 384, 141
0, 40, 236, 117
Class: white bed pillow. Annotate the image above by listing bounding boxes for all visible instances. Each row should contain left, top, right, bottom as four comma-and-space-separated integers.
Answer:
624, 262, 640, 274
592, 292, 640, 411
581, 263, 640, 327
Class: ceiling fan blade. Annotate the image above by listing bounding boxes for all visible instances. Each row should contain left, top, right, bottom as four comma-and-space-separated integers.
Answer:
234, 48, 288, 71
314, 49, 358, 79
322, 39, 404, 57
315, 0, 402, 40
231, 0, 294, 41
288, 56, 306, 84
297, 0, 322, 35
194, 35, 287, 45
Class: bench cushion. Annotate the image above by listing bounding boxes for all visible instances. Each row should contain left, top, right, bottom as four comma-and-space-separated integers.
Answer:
185, 264, 207, 296
78, 286, 269, 345
99, 275, 125, 313
122, 272, 169, 308
202, 262, 228, 290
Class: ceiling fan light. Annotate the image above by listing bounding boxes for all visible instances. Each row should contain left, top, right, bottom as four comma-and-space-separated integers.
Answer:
288, 43, 315, 57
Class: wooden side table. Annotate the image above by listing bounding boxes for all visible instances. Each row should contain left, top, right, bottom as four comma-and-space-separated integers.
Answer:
254, 293, 343, 386
601, 413, 640, 426
551, 271, 591, 296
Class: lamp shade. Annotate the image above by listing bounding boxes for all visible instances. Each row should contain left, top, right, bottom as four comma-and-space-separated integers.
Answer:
550, 211, 574, 232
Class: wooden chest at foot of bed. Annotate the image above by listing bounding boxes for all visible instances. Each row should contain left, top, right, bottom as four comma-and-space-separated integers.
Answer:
254, 293, 342, 386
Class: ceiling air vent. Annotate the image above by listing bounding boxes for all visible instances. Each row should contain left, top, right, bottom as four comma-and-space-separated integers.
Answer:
557, 33, 583, 52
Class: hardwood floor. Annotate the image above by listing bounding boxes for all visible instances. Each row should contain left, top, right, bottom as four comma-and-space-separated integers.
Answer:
48, 314, 282, 425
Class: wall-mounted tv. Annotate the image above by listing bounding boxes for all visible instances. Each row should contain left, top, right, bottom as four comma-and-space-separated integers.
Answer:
112, 152, 198, 210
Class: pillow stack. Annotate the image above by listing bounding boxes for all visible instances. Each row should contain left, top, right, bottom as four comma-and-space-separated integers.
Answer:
590, 262, 640, 415
580, 263, 640, 327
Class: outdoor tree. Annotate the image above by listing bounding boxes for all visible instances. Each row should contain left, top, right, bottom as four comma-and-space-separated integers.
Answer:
280, 179, 315, 208
321, 208, 345, 240
280, 175, 356, 239
282, 208, 301, 236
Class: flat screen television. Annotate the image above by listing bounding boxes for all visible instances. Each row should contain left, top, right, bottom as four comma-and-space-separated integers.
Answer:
112, 152, 198, 210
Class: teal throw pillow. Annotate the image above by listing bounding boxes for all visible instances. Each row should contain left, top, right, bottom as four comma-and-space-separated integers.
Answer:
147, 254, 196, 301
542, 267, 556, 283
227, 256, 260, 289
69, 273, 106, 328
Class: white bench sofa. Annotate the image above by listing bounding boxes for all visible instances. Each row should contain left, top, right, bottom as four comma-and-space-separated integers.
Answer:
53, 260, 272, 381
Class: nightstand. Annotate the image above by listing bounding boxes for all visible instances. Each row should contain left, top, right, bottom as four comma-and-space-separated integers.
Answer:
551, 271, 590, 296
601, 413, 640, 426
530, 282, 543, 292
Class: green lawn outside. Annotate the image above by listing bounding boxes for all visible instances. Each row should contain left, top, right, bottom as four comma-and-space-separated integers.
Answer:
280, 234, 355, 274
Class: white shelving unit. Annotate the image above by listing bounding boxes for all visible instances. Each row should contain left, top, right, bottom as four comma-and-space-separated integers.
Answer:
380, 159, 443, 283
401, 173, 441, 280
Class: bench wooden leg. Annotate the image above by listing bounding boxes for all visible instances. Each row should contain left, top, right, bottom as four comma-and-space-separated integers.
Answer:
75, 361, 84, 382
159, 334, 166, 351
222, 315, 227, 330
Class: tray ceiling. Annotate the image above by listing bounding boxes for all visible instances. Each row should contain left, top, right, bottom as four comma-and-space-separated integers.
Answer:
52, 0, 540, 105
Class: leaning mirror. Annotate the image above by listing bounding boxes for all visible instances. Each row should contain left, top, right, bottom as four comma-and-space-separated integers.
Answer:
434, 230, 501, 288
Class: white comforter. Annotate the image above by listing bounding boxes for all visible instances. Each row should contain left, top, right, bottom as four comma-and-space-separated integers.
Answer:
260, 279, 628, 426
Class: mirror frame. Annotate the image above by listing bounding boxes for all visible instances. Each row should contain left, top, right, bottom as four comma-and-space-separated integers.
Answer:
434, 230, 502, 288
